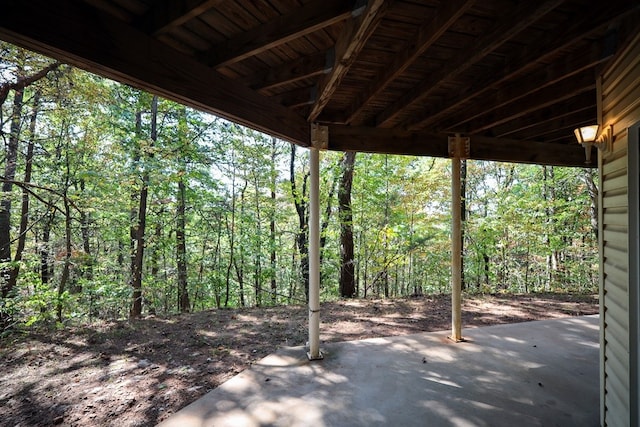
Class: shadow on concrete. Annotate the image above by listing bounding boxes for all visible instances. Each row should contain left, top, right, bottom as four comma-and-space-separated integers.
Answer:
158, 315, 599, 427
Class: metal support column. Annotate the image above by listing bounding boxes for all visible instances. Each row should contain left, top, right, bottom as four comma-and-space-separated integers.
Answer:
308, 124, 326, 360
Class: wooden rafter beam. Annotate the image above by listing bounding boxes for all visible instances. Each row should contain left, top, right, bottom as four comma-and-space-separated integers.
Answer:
439, 42, 610, 132
272, 87, 316, 108
327, 125, 449, 156
450, 71, 596, 135
466, 135, 591, 167
307, 0, 388, 122
523, 118, 598, 144
135, 0, 224, 35
83, 0, 131, 22
202, 0, 362, 69
513, 109, 596, 142
375, 0, 564, 128
492, 92, 595, 138
343, 0, 476, 125
241, 49, 334, 91
326, 125, 593, 167
0, 0, 310, 145
406, 1, 638, 131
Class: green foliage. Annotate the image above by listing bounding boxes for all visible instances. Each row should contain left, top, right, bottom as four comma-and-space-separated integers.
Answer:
1, 43, 598, 330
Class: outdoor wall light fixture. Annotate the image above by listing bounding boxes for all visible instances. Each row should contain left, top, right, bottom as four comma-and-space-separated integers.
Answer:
574, 124, 613, 164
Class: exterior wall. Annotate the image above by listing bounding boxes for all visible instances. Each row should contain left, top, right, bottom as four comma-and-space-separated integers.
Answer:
600, 30, 640, 427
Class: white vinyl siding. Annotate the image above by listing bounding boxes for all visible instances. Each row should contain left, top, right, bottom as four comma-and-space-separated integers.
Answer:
600, 30, 640, 427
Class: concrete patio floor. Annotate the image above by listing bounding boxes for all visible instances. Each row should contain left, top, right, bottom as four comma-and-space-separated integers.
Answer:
159, 315, 600, 427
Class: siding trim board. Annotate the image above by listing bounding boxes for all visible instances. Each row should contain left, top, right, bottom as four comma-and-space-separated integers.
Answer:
599, 140, 606, 426
628, 122, 639, 426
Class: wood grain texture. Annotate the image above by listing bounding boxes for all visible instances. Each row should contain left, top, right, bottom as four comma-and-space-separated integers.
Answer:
136, 0, 225, 35
0, 0, 310, 146
344, 0, 475, 125
424, 43, 611, 132
375, 0, 565, 128
307, 0, 388, 122
454, 71, 596, 134
327, 125, 593, 167
242, 50, 333, 90
406, 1, 638, 131
1, 0, 634, 164
202, 0, 355, 68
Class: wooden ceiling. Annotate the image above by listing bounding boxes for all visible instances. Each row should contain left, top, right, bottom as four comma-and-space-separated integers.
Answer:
1, 0, 638, 167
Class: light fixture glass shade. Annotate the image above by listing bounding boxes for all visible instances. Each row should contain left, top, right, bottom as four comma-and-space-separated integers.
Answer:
574, 125, 600, 144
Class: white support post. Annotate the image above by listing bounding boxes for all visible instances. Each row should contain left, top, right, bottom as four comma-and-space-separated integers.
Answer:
448, 135, 469, 342
451, 155, 462, 342
308, 125, 326, 360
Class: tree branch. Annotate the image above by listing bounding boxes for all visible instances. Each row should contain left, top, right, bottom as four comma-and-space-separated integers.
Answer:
0, 61, 61, 106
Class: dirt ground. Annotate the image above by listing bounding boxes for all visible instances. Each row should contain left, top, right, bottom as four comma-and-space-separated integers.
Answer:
0, 293, 598, 427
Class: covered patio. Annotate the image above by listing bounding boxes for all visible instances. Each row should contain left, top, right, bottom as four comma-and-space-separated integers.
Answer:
2, 1, 639, 425
159, 315, 600, 426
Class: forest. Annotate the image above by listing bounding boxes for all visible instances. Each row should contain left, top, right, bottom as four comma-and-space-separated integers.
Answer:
0, 42, 599, 329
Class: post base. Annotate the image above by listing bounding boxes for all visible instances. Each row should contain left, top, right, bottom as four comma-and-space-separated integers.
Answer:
307, 350, 324, 361
447, 336, 466, 343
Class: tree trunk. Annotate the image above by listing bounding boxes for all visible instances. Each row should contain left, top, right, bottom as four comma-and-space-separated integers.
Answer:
289, 144, 310, 301
130, 95, 157, 318
129, 110, 142, 315
56, 135, 74, 322
234, 182, 247, 307
5, 92, 40, 295
339, 152, 356, 298
270, 137, 277, 304
57, 194, 72, 322
224, 203, 234, 308
176, 175, 190, 312
79, 178, 93, 282
543, 165, 557, 289
214, 215, 222, 308
224, 145, 239, 308
0, 60, 59, 305
252, 171, 262, 307
0, 88, 24, 298
583, 168, 599, 240
40, 211, 54, 285
460, 159, 467, 291
320, 160, 339, 282
150, 209, 163, 281
483, 253, 490, 287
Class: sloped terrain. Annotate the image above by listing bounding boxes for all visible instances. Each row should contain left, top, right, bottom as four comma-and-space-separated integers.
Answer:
0, 293, 598, 427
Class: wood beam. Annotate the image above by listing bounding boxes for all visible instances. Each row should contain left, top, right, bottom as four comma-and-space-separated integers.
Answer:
448, 71, 596, 135
0, 0, 310, 145
135, 0, 224, 35
327, 125, 449, 157
522, 117, 596, 144
437, 43, 610, 132
406, 1, 637, 131
326, 125, 593, 167
344, 0, 475, 125
375, 0, 565, 128
83, 0, 131, 22
241, 50, 333, 91
272, 87, 316, 108
493, 96, 595, 139
202, 0, 361, 69
467, 135, 592, 167
307, 0, 388, 122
